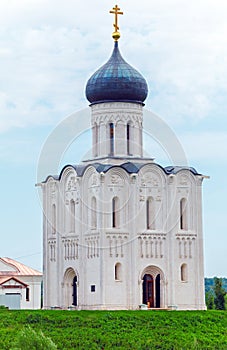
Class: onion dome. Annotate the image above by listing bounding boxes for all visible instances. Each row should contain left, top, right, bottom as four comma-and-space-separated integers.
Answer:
85, 41, 148, 105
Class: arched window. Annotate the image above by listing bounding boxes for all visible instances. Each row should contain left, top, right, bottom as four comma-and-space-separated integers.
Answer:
146, 197, 155, 230
181, 263, 187, 282
115, 263, 122, 281
109, 123, 114, 156
180, 198, 187, 230
127, 123, 131, 155
112, 197, 119, 228
51, 204, 56, 234
70, 199, 75, 232
91, 197, 97, 229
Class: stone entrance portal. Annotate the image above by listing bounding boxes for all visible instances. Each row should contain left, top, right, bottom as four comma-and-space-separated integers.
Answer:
141, 266, 164, 308
63, 268, 78, 308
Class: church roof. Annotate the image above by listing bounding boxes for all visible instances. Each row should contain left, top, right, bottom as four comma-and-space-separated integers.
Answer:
0, 257, 42, 277
85, 41, 148, 105
164, 166, 199, 175
43, 162, 201, 183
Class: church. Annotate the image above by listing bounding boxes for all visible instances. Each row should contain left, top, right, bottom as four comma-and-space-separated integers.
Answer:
41, 6, 206, 310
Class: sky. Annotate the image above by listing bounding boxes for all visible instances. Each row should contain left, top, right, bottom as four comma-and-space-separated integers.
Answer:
0, 0, 227, 277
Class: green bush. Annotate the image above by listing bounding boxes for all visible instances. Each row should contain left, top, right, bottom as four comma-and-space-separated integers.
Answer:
0, 305, 8, 310
11, 326, 57, 350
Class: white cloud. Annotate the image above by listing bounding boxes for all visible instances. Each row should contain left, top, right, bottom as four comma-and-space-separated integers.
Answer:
0, 0, 226, 133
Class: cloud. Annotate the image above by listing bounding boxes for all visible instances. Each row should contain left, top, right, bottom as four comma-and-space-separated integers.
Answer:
0, 0, 226, 277
0, 0, 226, 133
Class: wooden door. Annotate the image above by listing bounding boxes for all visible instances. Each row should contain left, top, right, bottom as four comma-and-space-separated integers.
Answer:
143, 274, 154, 307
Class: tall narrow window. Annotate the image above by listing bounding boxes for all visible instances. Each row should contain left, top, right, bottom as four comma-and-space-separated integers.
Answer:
26, 287, 30, 301
115, 263, 122, 281
180, 198, 187, 230
181, 263, 187, 282
52, 204, 56, 234
146, 197, 155, 230
127, 123, 130, 155
91, 197, 97, 229
112, 197, 119, 228
70, 199, 75, 232
110, 123, 114, 156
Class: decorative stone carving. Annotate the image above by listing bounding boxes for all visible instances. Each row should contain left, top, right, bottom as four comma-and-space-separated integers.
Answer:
91, 102, 143, 127
111, 174, 122, 185
176, 235, 196, 259
180, 175, 188, 186
62, 237, 79, 260
106, 234, 128, 258
138, 234, 166, 259
85, 236, 100, 259
65, 176, 80, 204
141, 173, 159, 187
66, 176, 77, 191
48, 240, 56, 262
91, 174, 98, 186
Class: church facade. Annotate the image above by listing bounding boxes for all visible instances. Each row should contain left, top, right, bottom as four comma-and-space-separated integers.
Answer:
41, 7, 206, 310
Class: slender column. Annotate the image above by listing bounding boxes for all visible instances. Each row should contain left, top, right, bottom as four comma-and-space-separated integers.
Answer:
115, 122, 126, 155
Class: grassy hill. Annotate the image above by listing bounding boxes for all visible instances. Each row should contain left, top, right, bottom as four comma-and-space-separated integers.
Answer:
0, 309, 227, 349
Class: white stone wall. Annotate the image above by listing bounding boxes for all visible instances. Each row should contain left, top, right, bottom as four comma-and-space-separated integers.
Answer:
42, 162, 206, 310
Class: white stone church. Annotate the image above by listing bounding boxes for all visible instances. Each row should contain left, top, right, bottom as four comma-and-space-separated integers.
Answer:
41, 7, 206, 310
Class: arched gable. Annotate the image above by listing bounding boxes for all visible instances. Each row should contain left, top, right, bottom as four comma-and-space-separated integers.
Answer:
105, 166, 130, 184
60, 166, 77, 187
82, 166, 100, 189
175, 169, 197, 187
138, 164, 167, 188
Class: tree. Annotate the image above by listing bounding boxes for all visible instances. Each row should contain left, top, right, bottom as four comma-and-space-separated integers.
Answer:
205, 291, 214, 310
214, 277, 226, 310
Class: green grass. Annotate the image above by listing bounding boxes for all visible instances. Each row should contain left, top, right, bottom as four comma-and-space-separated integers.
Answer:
0, 310, 226, 349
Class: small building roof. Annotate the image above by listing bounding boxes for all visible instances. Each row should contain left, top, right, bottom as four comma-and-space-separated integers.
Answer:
0, 257, 42, 277
0, 276, 28, 287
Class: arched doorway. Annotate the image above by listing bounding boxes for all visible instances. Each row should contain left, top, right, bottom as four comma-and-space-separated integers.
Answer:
141, 266, 164, 308
143, 274, 154, 307
63, 268, 78, 308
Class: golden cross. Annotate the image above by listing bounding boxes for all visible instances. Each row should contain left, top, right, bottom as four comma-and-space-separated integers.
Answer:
109, 5, 123, 32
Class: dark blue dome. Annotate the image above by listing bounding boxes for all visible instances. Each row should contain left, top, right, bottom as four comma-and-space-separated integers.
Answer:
85, 42, 148, 105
